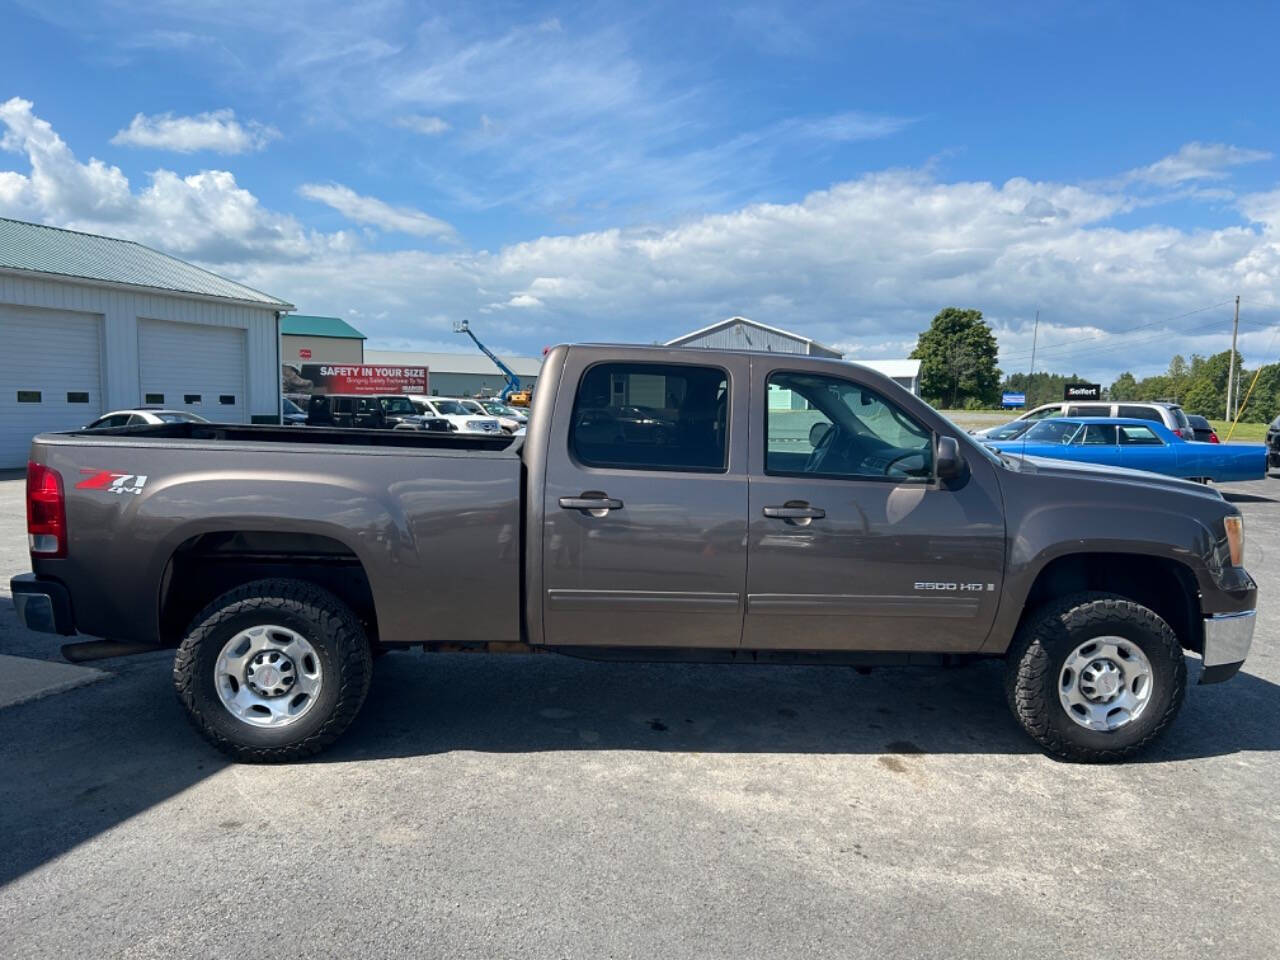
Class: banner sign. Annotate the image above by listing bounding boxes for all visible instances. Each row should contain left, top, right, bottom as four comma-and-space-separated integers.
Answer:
295, 364, 428, 395
1063, 382, 1102, 401
1001, 391, 1027, 408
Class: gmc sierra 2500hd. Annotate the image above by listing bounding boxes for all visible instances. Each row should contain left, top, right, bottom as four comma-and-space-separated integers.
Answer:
12, 344, 1257, 762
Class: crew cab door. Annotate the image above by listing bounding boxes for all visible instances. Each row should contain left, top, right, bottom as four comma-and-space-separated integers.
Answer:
540, 353, 750, 648
744, 361, 1005, 652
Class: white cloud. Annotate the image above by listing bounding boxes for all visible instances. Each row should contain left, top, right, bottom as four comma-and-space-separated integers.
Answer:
2, 97, 1277, 382
395, 114, 450, 135
1123, 142, 1272, 186
298, 182, 456, 240
110, 108, 280, 154
0, 97, 346, 262
236, 164, 1280, 383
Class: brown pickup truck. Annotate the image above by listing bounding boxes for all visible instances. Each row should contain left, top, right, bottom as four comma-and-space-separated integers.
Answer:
12, 344, 1257, 763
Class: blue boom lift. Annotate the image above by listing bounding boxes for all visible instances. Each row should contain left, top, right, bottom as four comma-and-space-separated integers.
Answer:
454, 320, 523, 402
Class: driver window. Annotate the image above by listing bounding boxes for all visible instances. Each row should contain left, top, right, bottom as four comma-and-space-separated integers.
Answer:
765, 371, 933, 481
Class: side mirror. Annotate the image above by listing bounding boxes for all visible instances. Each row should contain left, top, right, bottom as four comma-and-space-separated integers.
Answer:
936, 435, 964, 481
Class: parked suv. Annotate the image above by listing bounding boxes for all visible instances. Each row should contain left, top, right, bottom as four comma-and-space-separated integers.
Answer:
979, 400, 1193, 438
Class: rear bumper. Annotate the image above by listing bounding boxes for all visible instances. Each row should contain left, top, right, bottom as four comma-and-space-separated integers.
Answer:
1199, 610, 1256, 684
9, 573, 76, 636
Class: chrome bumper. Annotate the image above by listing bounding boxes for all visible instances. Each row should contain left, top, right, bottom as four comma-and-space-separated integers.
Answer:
1200, 610, 1256, 684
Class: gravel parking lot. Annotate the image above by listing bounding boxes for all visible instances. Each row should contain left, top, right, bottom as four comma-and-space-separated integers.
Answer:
1, 471, 1277, 959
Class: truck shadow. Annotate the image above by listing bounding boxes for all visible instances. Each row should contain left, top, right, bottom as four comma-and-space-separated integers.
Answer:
2, 651, 1277, 888
325, 652, 1280, 767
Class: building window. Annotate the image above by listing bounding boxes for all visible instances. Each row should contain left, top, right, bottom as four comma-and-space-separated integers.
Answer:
219, 394, 236, 405
67, 392, 90, 403
145, 393, 164, 405
17, 391, 41, 403
184, 394, 202, 405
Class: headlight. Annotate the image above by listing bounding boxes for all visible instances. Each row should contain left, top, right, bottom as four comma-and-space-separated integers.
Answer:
1224, 515, 1245, 566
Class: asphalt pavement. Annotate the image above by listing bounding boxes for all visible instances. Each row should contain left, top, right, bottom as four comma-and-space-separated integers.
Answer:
1, 472, 1278, 959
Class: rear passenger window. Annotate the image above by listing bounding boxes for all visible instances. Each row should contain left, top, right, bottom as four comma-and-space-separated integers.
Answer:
1118, 425, 1163, 445
1067, 404, 1110, 417
570, 362, 728, 472
1076, 424, 1117, 445
1118, 405, 1160, 423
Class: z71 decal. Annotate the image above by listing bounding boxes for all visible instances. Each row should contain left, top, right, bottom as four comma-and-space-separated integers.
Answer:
75, 470, 148, 496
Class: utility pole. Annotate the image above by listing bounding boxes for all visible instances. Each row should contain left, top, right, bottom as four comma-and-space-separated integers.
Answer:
1226, 296, 1240, 420
1028, 309, 1040, 376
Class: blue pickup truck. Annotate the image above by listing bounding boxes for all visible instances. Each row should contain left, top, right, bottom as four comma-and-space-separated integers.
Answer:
986, 417, 1267, 483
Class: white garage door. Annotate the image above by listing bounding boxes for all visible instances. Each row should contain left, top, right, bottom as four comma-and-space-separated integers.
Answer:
139, 318, 247, 423
0, 305, 103, 468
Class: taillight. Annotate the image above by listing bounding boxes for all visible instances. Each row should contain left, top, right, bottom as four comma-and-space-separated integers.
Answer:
1210, 432, 1220, 443
26, 461, 67, 557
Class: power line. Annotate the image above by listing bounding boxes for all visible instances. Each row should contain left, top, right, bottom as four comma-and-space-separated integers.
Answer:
999, 300, 1235, 363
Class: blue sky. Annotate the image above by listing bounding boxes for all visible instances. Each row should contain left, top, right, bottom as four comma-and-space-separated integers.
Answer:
2, 0, 1278, 380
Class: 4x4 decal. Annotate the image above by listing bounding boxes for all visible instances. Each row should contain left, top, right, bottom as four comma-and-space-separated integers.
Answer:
75, 470, 148, 495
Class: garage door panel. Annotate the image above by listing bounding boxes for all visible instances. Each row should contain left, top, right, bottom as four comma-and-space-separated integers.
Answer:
138, 319, 246, 422
0, 306, 103, 468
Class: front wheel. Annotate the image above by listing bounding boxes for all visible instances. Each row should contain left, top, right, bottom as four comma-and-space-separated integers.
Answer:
173, 579, 373, 762
1005, 592, 1186, 762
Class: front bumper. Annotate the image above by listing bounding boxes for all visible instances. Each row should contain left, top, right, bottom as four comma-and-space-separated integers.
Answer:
1199, 609, 1256, 684
9, 573, 76, 636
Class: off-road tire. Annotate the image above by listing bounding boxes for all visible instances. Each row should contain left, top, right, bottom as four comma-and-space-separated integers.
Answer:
173, 579, 373, 762
1005, 592, 1186, 762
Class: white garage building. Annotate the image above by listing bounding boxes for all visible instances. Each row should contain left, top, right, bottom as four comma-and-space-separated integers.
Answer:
0, 218, 292, 467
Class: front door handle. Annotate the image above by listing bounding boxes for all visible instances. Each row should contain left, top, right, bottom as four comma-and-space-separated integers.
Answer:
559, 492, 624, 518
762, 501, 826, 526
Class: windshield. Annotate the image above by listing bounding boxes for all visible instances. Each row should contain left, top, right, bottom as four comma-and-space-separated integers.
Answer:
282, 397, 304, 415
986, 420, 1032, 440
379, 396, 416, 415
432, 400, 466, 415
1024, 419, 1081, 443
483, 402, 519, 416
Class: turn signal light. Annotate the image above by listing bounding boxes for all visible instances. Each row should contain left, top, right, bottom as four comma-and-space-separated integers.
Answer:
26, 461, 67, 558
1224, 515, 1245, 567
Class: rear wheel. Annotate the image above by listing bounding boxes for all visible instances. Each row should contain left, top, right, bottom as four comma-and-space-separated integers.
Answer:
173, 579, 373, 762
1005, 592, 1186, 762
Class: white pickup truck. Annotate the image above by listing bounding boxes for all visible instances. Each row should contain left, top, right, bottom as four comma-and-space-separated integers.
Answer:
408, 396, 503, 435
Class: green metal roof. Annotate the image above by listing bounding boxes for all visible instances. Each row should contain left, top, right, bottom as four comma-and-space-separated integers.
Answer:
281, 315, 367, 340
0, 217, 292, 307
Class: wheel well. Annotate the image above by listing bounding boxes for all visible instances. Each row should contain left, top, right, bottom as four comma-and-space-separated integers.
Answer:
1018, 553, 1203, 653
159, 531, 378, 646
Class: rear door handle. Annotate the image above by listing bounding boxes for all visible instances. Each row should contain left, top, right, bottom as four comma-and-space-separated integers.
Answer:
559, 492, 624, 517
762, 502, 825, 525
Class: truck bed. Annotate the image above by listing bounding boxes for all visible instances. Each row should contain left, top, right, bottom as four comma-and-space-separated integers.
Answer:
73, 421, 518, 451
28, 424, 524, 647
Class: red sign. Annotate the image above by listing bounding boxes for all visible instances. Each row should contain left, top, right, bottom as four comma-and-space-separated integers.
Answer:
298, 364, 428, 395
298, 348, 312, 360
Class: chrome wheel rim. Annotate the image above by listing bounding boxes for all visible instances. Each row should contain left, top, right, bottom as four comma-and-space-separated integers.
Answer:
1059, 636, 1154, 732
215, 625, 322, 728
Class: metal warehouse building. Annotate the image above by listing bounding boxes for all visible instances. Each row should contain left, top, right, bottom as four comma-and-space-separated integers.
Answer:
363, 349, 543, 398
667, 316, 921, 395
0, 218, 292, 467
667, 316, 845, 359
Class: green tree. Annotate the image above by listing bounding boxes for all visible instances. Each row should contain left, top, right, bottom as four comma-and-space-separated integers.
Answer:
1109, 372, 1138, 401
911, 307, 1001, 408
